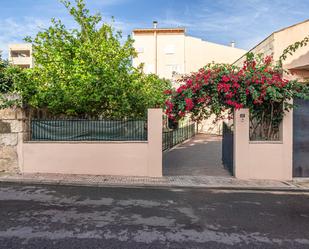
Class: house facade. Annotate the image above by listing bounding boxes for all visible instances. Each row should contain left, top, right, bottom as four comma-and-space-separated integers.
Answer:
132, 22, 246, 81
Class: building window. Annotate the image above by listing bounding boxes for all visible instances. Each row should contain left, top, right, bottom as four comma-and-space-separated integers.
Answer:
164, 45, 175, 55
18, 65, 30, 69
10, 50, 30, 58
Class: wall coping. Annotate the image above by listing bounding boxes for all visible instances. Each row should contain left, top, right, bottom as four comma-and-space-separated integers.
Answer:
249, 141, 283, 145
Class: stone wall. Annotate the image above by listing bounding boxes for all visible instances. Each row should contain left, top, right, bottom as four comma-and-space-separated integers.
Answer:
0, 108, 26, 174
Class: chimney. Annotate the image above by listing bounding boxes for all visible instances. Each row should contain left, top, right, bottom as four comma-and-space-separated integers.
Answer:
230, 41, 235, 48
153, 21, 158, 29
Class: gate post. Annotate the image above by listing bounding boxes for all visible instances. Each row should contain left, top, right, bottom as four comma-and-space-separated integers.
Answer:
234, 108, 250, 179
147, 109, 163, 177
234, 108, 293, 180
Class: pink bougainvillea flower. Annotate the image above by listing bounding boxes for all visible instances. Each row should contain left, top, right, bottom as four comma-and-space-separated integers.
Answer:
222, 75, 230, 83
163, 53, 304, 124
218, 83, 230, 93
186, 79, 193, 87
185, 98, 194, 111
264, 55, 272, 65
176, 85, 187, 94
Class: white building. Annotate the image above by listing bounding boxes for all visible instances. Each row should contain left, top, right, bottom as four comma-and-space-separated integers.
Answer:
9, 44, 33, 68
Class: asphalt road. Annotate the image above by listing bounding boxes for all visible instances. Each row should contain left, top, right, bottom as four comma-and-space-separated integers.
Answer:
0, 183, 308, 249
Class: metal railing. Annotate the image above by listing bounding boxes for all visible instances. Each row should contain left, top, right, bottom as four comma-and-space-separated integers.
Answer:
30, 119, 148, 141
163, 122, 197, 151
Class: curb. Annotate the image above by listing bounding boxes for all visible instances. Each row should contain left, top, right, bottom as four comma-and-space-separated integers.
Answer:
0, 177, 309, 193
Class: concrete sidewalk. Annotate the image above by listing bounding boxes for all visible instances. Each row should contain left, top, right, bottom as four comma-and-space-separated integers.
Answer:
0, 173, 308, 191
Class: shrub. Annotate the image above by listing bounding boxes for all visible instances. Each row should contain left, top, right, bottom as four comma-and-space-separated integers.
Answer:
164, 53, 309, 140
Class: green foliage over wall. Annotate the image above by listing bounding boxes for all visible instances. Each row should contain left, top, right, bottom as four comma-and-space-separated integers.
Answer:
2, 0, 171, 118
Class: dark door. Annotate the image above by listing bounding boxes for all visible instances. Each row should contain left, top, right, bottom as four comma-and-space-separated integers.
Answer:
222, 122, 234, 175
293, 99, 309, 177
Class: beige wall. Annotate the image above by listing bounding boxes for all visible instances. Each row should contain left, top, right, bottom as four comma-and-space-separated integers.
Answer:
234, 34, 275, 67
22, 142, 149, 176
274, 21, 309, 82
185, 37, 246, 73
157, 33, 185, 79
133, 31, 186, 79
133, 33, 156, 74
273, 21, 309, 64
234, 20, 309, 81
197, 112, 230, 135
198, 115, 223, 135
234, 109, 293, 180
21, 109, 163, 177
133, 31, 246, 80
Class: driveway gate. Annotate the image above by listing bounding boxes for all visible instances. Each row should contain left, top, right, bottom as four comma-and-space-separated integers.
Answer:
293, 98, 309, 177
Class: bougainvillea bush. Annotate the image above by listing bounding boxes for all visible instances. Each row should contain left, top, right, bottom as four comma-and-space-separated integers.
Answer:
164, 53, 309, 140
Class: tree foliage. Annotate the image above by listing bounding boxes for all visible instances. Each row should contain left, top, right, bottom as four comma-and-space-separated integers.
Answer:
9, 0, 170, 118
0, 55, 24, 108
0, 55, 14, 93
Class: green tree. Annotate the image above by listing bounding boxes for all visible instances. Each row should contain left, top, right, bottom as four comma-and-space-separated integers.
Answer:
15, 0, 170, 118
0, 55, 13, 93
0, 54, 24, 108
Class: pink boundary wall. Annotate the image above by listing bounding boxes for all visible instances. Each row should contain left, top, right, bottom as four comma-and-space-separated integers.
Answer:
234, 108, 293, 180
21, 109, 163, 177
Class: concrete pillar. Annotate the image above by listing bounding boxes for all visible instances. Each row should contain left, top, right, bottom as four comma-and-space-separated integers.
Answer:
147, 108, 163, 177
234, 108, 250, 179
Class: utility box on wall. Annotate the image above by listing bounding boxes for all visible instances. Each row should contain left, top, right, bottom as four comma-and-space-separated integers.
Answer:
233, 108, 293, 181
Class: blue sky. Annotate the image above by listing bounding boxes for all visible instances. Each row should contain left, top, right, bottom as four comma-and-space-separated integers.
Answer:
0, 0, 309, 57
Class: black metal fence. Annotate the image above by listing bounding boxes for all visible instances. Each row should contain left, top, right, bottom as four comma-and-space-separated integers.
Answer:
163, 122, 197, 151
222, 122, 234, 175
30, 119, 148, 141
